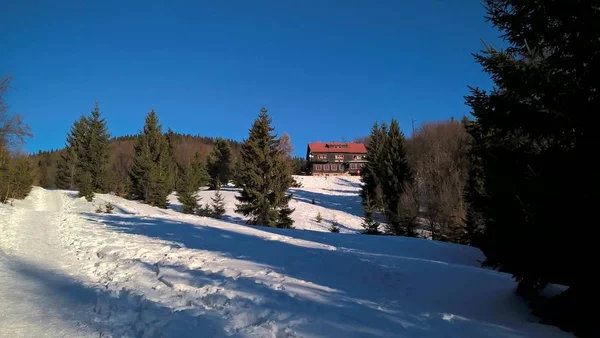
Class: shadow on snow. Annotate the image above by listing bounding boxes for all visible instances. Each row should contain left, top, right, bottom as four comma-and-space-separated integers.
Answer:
75, 211, 544, 338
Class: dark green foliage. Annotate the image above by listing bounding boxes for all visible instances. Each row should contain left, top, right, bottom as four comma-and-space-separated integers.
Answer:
38, 153, 53, 188
197, 203, 212, 217
315, 212, 322, 223
211, 189, 226, 219
55, 103, 110, 198
291, 157, 307, 175
329, 217, 340, 233
380, 119, 414, 236
104, 202, 114, 214
77, 170, 94, 202
466, 1, 598, 335
360, 122, 387, 212
0, 157, 34, 203
235, 107, 295, 228
129, 110, 172, 208
206, 138, 232, 189
176, 163, 200, 214
83, 103, 111, 192
361, 194, 380, 235
56, 116, 87, 189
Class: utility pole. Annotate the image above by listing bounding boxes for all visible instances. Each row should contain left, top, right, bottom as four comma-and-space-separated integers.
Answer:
411, 118, 417, 136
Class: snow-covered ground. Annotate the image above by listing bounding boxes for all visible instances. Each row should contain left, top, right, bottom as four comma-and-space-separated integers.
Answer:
0, 177, 572, 337
171, 175, 366, 233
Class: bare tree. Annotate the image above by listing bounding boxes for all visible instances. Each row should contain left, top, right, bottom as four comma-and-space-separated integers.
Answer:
278, 132, 294, 158
1, 75, 32, 159
405, 118, 471, 242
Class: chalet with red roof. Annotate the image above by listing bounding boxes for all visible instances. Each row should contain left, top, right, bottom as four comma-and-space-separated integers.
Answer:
306, 142, 367, 175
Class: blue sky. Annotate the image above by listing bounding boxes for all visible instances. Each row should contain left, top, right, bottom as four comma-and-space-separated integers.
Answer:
1, 0, 503, 156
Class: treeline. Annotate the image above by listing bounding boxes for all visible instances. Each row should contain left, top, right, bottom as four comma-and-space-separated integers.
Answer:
360, 117, 472, 242
51, 104, 296, 227
0, 75, 34, 203
361, 1, 596, 336
29, 124, 244, 195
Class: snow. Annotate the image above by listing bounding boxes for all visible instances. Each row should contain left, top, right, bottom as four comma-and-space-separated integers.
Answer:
0, 177, 573, 337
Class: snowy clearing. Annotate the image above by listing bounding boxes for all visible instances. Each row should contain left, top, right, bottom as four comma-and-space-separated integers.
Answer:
0, 177, 572, 337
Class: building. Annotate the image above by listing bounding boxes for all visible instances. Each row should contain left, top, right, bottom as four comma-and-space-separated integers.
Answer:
306, 142, 367, 175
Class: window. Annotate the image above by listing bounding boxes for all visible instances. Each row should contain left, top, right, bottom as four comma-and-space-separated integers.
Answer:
314, 164, 322, 171
360, 163, 366, 168
353, 155, 364, 160
317, 154, 327, 160
334, 154, 344, 162
350, 163, 356, 169
323, 164, 330, 171
331, 164, 338, 171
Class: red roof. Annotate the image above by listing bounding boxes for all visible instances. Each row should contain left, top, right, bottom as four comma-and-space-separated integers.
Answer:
307, 142, 367, 154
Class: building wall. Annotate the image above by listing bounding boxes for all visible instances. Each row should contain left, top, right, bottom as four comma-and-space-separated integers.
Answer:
308, 152, 367, 175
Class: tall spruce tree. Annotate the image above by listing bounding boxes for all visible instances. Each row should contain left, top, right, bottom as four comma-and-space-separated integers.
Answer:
465, 1, 598, 335
380, 119, 414, 236
38, 153, 52, 188
176, 163, 199, 214
84, 103, 111, 193
360, 122, 387, 212
56, 115, 87, 189
206, 138, 232, 189
211, 188, 226, 219
235, 107, 294, 228
129, 110, 172, 208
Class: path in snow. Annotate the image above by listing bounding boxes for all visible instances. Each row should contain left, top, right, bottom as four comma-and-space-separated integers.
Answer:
0, 188, 98, 337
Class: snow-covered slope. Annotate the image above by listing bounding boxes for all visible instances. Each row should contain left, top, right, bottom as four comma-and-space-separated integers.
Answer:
170, 175, 366, 233
0, 182, 572, 337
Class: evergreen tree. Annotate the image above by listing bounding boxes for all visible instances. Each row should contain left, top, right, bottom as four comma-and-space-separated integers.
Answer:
380, 119, 414, 236
211, 188, 226, 219
465, 1, 598, 335
360, 122, 387, 212
165, 128, 178, 191
176, 163, 199, 214
77, 170, 94, 201
129, 110, 172, 208
361, 193, 380, 235
235, 107, 295, 227
206, 138, 232, 189
38, 153, 52, 188
1, 157, 34, 203
56, 116, 87, 189
83, 103, 111, 192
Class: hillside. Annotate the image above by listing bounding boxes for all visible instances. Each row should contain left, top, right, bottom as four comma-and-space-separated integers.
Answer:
0, 177, 572, 337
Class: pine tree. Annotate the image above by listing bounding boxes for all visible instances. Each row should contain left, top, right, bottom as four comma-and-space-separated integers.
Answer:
1, 157, 34, 202
165, 128, 178, 191
329, 217, 340, 233
77, 170, 94, 201
360, 122, 387, 212
211, 188, 226, 219
84, 102, 111, 192
361, 193, 380, 235
235, 107, 295, 227
465, 1, 598, 335
38, 153, 52, 188
380, 119, 414, 236
206, 138, 232, 189
176, 163, 199, 214
129, 110, 172, 208
56, 116, 87, 189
